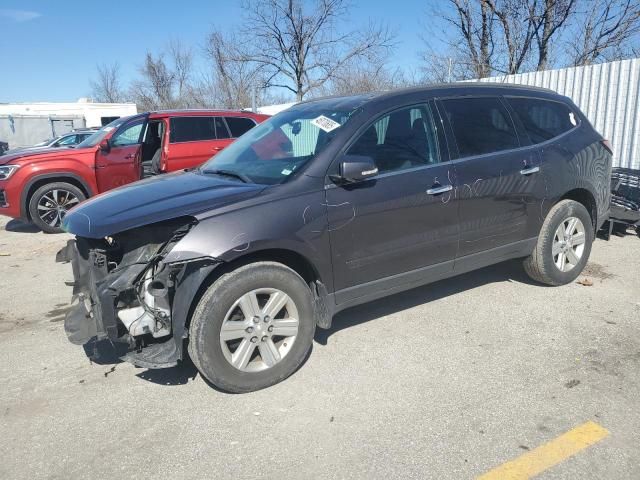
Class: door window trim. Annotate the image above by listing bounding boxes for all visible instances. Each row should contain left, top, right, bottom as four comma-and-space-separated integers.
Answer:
326, 100, 449, 184
168, 115, 223, 144
436, 94, 523, 161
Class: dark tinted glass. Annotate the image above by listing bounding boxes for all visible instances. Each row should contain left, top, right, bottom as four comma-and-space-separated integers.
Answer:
441, 97, 519, 157
170, 117, 216, 143
214, 117, 230, 139
348, 104, 440, 173
508, 97, 578, 143
225, 117, 256, 137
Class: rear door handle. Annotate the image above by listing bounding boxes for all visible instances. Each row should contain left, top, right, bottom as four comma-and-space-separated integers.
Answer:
426, 184, 453, 195
212, 147, 223, 151
520, 166, 540, 175
124, 154, 135, 159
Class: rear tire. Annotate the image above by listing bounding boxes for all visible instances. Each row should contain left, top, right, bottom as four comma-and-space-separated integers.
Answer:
28, 182, 86, 234
188, 262, 315, 393
524, 199, 593, 286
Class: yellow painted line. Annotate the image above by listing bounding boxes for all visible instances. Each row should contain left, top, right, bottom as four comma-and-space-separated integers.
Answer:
477, 421, 609, 480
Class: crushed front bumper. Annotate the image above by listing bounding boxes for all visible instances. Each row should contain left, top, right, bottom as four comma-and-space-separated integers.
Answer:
56, 225, 219, 368
56, 238, 170, 365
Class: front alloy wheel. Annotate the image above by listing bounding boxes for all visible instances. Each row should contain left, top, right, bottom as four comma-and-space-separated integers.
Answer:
220, 288, 299, 372
188, 262, 315, 393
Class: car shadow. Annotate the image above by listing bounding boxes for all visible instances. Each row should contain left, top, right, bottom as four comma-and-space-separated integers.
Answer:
135, 357, 199, 386
4, 219, 40, 233
314, 259, 540, 346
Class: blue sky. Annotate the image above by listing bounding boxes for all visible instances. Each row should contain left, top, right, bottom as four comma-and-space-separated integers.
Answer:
0, 0, 437, 103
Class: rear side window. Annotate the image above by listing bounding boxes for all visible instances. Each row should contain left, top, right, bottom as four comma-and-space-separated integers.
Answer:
508, 97, 578, 144
440, 97, 519, 157
170, 117, 217, 143
225, 117, 256, 137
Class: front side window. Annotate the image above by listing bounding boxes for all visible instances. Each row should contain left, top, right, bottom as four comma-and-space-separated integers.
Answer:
441, 97, 519, 157
226, 117, 256, 137
508, 97, 578, 144
170, 117, 216, 143
111, 121, 144, 147
347, 104, 440, 173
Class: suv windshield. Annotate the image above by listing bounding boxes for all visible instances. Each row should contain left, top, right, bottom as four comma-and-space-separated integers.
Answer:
76, 117, 130, 148
201, 98, 368, 185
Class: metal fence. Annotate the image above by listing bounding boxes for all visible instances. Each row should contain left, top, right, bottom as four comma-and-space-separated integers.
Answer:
476, 58, 640, 170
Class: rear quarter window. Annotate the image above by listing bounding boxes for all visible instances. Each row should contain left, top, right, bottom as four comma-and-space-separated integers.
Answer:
507, 97, 578, 144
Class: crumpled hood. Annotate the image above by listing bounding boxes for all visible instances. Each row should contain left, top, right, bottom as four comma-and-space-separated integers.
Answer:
62, 170, 266, 238
0, 146, 86, 165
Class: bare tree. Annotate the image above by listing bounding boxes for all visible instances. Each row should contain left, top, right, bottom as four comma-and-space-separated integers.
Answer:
236, 0, 396, 101
572, 0, 640, 66
425, 0, 586, 78
202, 30, 263, 109
531, 0, 576, 70
90, 63, 125, 103
129, 41, 196, 111
324, 60, 412, 95
427, 0, 496, 79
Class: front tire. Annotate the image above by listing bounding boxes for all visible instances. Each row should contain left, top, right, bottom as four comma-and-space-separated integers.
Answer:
524, 199, 593, 286
28, 182, 85, 233
188, 262, 316, 393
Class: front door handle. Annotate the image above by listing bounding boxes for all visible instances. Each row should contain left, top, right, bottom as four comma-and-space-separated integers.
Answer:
520, 166, 540, 175
426, 184, 453, 195
212, 147, 223, 151
124, 154, 135, 160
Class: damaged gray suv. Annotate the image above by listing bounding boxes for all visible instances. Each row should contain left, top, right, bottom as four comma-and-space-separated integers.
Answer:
58, 84, 612, 392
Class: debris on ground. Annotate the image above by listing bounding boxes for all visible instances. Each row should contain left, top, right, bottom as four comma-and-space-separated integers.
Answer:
565, 379, 581, 388
577, 278, 594, 286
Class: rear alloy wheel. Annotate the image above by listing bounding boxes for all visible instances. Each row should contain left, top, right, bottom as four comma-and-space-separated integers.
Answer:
524, 199, 593, 286
188, 262, 315, 393
28, 182, 86, 233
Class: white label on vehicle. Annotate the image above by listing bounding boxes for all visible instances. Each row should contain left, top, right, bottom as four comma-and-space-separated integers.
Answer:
281, 168, 292, 175
311, 115, 341, 132
569, 112, 577, 126
103, 126, 115, 132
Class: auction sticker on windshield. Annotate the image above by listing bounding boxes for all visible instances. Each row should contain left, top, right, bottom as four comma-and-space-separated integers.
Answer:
311, 115, 341, 133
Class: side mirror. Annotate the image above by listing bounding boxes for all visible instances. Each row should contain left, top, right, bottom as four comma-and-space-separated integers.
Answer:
99, 138, 111, 153
333, 154, 378, 183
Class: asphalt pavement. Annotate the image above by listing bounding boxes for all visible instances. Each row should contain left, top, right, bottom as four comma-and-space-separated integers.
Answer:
1, 215, 639, 479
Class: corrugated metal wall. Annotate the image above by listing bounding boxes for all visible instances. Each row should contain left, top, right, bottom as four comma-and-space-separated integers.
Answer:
477, 58, 640, 170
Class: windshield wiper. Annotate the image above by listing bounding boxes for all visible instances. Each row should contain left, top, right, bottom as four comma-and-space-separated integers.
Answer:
204, 169, 251, 183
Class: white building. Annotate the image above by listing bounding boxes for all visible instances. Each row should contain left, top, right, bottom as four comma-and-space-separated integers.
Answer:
0, 99, 137, 149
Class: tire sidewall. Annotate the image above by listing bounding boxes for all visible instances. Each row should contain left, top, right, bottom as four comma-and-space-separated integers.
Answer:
28, 182, 86, 234
541, 201, 593, 284
190, 263, 315, 393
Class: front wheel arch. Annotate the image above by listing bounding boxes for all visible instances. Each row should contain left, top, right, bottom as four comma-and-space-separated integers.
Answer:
22, 174, 93, 220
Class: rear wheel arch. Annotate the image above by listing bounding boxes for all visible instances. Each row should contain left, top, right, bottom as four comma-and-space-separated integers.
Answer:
560, 188, 597, 231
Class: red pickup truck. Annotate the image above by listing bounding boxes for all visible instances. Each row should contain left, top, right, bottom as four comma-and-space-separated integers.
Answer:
0, 110, 269, 232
